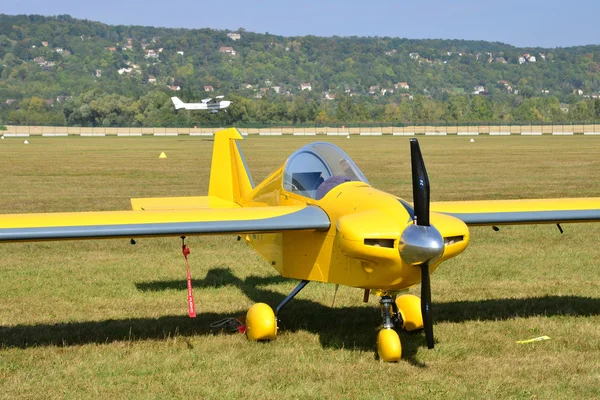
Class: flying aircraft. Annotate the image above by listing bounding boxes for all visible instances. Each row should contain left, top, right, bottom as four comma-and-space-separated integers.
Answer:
171, 96, 231, 113
2, 128, 600, 362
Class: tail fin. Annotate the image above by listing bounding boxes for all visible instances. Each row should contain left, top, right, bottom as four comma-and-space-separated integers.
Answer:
171, 96, 186, 110
208, 128, 254, 205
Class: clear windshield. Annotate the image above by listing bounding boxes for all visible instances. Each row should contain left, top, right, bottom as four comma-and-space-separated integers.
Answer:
283, 142, 368, 199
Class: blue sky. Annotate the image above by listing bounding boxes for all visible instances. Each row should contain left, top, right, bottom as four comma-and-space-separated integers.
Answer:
3, 0, 600, 48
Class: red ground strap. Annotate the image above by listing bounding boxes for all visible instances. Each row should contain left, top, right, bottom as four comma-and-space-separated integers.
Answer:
182, 241, 196, 318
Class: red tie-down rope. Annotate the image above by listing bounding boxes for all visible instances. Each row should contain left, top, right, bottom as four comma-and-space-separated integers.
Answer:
181, 237, 196, 318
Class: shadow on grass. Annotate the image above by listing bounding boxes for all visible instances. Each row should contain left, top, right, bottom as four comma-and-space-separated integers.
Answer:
136, 268, 427, 365
2, 267, 599, 367
435, 295, 600, 322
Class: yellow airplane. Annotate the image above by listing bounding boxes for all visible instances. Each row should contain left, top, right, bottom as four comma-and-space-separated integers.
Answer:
2, 128, 600, 362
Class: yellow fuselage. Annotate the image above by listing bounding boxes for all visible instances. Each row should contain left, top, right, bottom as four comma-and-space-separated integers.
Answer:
243, 166, 470, 292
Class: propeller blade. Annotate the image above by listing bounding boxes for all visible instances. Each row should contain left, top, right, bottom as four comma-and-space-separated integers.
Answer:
420, 261, 434, 349
409, 138, 430, 226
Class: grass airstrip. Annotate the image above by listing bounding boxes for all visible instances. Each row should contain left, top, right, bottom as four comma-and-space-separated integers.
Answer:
0, 135, 599, 399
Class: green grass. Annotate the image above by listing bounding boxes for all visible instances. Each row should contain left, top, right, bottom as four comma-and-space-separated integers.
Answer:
1, 136, 599, 399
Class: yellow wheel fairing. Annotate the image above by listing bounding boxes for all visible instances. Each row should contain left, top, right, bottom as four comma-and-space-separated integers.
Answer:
245, 303, 277, 341
377, 328, 402, 362
396, 294, 424, 331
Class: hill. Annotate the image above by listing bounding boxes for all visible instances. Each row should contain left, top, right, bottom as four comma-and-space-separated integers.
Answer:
1, 14, 600, 126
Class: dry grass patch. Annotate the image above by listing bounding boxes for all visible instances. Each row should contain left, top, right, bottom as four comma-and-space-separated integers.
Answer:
0, 136, 599, 399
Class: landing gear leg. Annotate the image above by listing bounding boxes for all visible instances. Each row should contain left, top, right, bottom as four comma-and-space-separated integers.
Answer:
275, 279, 309, 316
377, 296, 402, 362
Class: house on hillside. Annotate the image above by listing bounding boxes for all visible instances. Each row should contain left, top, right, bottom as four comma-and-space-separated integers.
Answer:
219, 46, 236, 56
395, 82, 410, 90
148, 75, 157, 84
227, 33, 241, 41
204, 85, 214, 92
409, 52, 419, 60
95, 69, 102, 77
144, 50, 158, 59
300, 83, 312, 91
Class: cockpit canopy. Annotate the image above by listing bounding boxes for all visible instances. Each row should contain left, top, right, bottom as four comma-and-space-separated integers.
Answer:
283, 142, 369, 199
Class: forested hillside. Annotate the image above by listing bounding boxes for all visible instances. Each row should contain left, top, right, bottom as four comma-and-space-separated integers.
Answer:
2, 14, 600, 127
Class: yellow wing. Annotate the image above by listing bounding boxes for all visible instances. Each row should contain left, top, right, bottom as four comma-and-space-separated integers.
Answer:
431, 198, 600, 226
0, 200, 330, 242
0, 128, 332, 242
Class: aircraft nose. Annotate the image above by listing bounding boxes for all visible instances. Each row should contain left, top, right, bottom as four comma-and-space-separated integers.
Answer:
398, 223, 444, 266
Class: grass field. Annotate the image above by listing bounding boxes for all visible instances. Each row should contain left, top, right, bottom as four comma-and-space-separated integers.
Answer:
1, 135, 599, 399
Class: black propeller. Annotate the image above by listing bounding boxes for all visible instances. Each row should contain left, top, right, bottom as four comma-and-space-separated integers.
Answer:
410, 139, 430, 227
408, 138, 437, 349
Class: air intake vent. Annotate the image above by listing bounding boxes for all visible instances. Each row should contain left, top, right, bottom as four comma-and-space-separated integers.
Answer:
444, 236, 464, 246
364, 238, 395, 248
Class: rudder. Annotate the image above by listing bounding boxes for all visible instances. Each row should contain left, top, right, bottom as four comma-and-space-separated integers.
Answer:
208, 128, 254, 205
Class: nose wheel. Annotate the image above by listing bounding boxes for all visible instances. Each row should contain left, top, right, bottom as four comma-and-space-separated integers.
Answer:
377, 296, 402, 361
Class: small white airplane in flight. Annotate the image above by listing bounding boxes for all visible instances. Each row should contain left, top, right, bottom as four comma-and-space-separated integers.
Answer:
171, 96, 232, 113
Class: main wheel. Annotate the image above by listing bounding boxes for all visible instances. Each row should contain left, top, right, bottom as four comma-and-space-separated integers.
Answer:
245, 303, 277, 341
377, 328, 402, 362
396, 294, 424, 331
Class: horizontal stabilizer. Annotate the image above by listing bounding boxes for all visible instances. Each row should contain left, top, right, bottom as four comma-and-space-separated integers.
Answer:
131, 196, 239, 211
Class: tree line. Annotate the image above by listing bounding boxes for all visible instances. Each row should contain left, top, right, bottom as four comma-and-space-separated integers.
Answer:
2, 14, 600, 127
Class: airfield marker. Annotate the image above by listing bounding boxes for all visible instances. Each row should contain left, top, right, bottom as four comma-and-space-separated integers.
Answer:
517, 336, 550, 344
158, 152, 167, 159
24, 140, 29, 144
